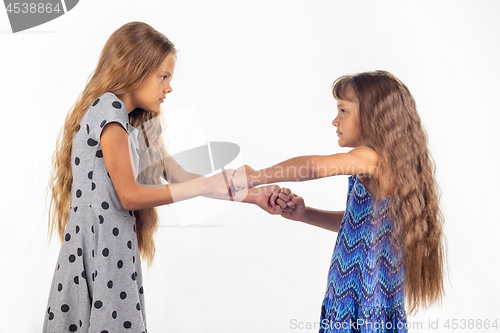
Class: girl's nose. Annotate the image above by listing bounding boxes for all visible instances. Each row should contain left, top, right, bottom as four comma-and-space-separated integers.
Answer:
332, 116, 339, 127
164, 82, 173, 94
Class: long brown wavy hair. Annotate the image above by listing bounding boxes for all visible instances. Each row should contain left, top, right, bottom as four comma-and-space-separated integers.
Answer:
332, 70, 448, 315
46, 21, 175, 267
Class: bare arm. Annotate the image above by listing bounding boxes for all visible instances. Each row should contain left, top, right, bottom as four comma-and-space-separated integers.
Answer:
101, 123, 231, 211
233, 146, 378, 189
300, 207, 344, 233
161, 154, 204, 183
277, 188, 345, 233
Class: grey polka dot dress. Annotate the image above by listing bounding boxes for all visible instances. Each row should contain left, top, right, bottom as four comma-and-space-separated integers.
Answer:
43, 92, 147, 333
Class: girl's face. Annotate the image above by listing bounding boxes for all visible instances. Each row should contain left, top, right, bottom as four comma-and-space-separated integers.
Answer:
128, 52, 176, 112
332, 98, 365, 148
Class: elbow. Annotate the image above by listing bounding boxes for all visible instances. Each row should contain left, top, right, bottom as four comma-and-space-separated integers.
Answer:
119, 186, 138, 211
120, 196, 134, 211
122, 201, 134, 212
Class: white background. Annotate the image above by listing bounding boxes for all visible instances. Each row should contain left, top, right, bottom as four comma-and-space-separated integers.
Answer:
1, 0, 500, 332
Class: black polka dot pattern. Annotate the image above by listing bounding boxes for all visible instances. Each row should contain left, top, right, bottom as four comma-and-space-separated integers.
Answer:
43, 93, 145, 332
88, 138, 98, 146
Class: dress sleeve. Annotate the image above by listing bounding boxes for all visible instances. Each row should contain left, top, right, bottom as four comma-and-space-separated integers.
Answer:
87, 92, 130, 144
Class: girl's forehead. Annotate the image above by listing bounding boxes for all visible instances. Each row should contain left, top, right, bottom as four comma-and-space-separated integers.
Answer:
336, 98, 357, 108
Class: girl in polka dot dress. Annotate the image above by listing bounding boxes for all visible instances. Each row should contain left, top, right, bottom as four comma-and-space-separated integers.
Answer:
44, 21, 292, 333
231, 71, 448, 332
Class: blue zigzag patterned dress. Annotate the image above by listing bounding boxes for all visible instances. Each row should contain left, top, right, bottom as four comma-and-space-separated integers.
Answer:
319, 175, 407, 333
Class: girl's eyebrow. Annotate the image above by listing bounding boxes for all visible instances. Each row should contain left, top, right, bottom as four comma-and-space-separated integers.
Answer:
159, 71, 172, 75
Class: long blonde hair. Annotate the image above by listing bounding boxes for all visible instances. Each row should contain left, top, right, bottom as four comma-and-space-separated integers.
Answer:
46, 21, 175, 266
332, 70, 448, 315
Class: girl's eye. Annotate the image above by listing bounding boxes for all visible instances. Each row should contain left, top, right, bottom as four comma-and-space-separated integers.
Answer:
161, 76, 167, 81
341, 109, 346, 114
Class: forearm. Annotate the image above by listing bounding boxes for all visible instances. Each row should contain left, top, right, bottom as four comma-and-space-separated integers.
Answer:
250, 155, 322, 186
173, 172, 205, 183
165, 165, 204, 184
163, 155, 205, 184
125, 177, 207, 211
299, 207, 345, 233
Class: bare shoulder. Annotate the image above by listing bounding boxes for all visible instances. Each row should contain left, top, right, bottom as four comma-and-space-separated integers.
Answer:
350, 147, 397, 198
347, 146, 379, 177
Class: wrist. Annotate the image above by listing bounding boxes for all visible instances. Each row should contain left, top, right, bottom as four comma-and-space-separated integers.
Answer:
298, 206, 310, 222
235, 188, 255, 204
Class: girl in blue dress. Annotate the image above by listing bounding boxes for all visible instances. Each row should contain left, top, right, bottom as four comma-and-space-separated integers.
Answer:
232, 70, 447, 333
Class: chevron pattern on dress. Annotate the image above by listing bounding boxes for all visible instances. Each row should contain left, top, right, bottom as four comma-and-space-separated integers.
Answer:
319, 175, 407, 333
